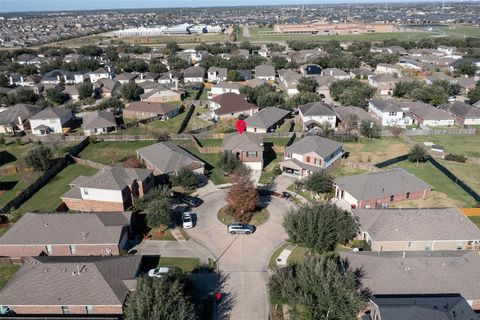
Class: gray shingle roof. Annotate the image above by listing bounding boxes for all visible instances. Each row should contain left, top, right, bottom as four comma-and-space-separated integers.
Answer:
0, 104, 42, 126
298, 102, 336, 116
82, 110, 117, 130
29, 107, 72, 120
335, 168, 432, 200
369, 99, 404, 113
255, 64, 275, 77
210, 92, 258, 116
0, 255, 141, 306
354, 208, 480, 242
442, 101, 480, 119
184, 66, 205, 78
136, 142, 204, 174
72, 167, 152, 191
340, 251, 480, 301
0, 212, 131, 245
126, 101, 178, 115
113, 72, 137, 81
222, 132, 263, 152
244, 107, 290, 129
409, 103, 454, 121
286, 136, 342, 159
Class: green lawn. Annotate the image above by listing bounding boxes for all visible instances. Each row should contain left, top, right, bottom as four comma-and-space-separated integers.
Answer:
330, 165, 369, 178
263, 137, 295, 147
410, 135, 480, 158
149, 228, 176, 241
0, 172, 41, 208
469, 216, 480, 229
198, 89, 209, 101
259, 153, 283, 184
17, 164, 97, 213
344, 137, 410, 163
158, 257, 200, 272
276, 122, 292, 133
437, 159, 480, 194
184, 148, 226, 185
197, 139, 223, 147
217, 206, 269, 226
0, 224, 12, 237
435, 25, 480, 38
77, 140, 155, 165
148, 110, 209, 133
388, 160, 477, 208
0, 264, 20, 289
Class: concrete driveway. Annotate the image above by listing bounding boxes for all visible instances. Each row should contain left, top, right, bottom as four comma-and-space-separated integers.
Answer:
186, 189, 293, 320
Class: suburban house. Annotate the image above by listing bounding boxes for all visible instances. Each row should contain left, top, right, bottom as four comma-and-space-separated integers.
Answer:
315, 75, 335, 99
455, 77, 476, 94
408, 101, 455, 127
254, 64, 275, 81
123, 101, 179, 120
425, 73, 454, 85
158, 70, 182, 84
42, 69, 85, 85
222, 133, 264, 170
334, 168, 432, 209
29, 107, 74, 135
183, 66, 205, 83
0, 103, 42, 134
0, 255, 141, 315
334, 106, 378, 130
0, 212, 132, 257
209, 92, 259, 120
322, 67, 350, 80
300, 64, 322, 77
278, 69, 302, 96
375, 63, 403, 76
245, 107, 290, 133
207, 67, 228, 83
440, 101, 480, 126
208, 82, 242, 99
340, 250, 480, 310
280, 136, 343, 177
136, 142, 205, 176
139, 84, 181, 103
62, 84, 82, 100
113, 72, 137, 84
61, 167, 154, 212
367, 294, 478, 320
82, 110, 117, 136
298, 101, 337, 130
94, 78, 121, 98
89, 67, 113, 83
354, 207, 480, 252
350, 67, 374, 79
368, 99, 413, 127
368, 73, 398, 95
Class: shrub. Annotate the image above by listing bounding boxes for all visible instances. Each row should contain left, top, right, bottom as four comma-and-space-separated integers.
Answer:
8, 210, 23, 223
444, 153, 467, 163
25, 145, 54, 171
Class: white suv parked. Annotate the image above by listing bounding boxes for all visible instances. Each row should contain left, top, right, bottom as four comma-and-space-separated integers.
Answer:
227, 223, 255, 235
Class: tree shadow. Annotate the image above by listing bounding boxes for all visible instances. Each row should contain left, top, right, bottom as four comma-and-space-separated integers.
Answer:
193, 271, 236, 320
262, 142, 277, 168
0, 180, 18, 191
0, 150, 17, 166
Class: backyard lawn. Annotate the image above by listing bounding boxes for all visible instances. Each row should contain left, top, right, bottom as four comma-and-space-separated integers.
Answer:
410, 135, 480, 158
17, 164, 97, 213
263, 137, 296, 147
197, 139, 223, 147
0, 172, 41, 208
387, 160, 477, 208
77, 140, 155, 165
158, 257, 200, 272
343, 137, 410, 163
259, 153, 283, 184
148, 110, 210, 133
184, 148, 226, 185
469, 216, 480, 229
330, 165, 369, 178
0, 264, 20, 289
437, 159, 480, 194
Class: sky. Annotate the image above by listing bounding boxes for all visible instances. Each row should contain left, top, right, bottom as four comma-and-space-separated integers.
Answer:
1, 0, 446, 13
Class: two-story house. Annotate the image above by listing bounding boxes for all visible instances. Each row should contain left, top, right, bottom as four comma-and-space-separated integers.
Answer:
207, 67, 228, 83
368, 99, 412, 127
89, 67, 113, 83
254, 64, 276, 81
298, 102, 337, 130
280, 136, 343, 178
82, 110, 117, 136
208, 82, 242, 99
61, 167, 154, 212
29, 107, 74, 135
0, 103, 42, 135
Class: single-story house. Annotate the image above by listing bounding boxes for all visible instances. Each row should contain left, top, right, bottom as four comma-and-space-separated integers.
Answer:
89, 67, 113, 83
136, 142, 205, 176
61, 167, 154, 212
340, 250, 480, 310
375, 63, 403, 76
113, 72, 137, 84
245, 107, 290, 133
123, 101, 179, 120
254, 64, 275, 81
184, 66, 205, 83
222, 132, 264, 170
94, 78, 121, 98
0, 255, 141, 315
139, 84, 181, 103
368, 73, 398, 95
0, 212, 132, 257
334, 106, 378, 130
278, 69, 302, 96
298, 101, 337, 130
29, 107, 74, 135
209, 92, 259, 120
82, 110, 117, 136
280, 136, 343, 178
334, 168, 432, 209
354, 207, 480, 252
408, 101, 455, 127
0, 103, 42, 135
439, 101, 480, 126
322, 67, 350, 80
208, 81, 242, 99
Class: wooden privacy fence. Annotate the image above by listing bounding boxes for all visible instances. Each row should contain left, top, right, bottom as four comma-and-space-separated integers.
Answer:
460, 208, 480, 216
69, 155, 110, 170
190, 135, 222, 154
341, 159, 382, 173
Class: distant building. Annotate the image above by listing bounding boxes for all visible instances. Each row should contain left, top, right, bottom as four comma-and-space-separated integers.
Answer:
368, 99, 413, 127
298, 101, 337, 130
273, 22, 395, 35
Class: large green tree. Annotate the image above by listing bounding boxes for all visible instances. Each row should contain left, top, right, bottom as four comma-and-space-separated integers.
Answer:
408, 143, 428, 167
124, 271, 195, 320
97, 97, 125, 114
219, 151, 242, 174
268, 254, 369, 320
78, 82, 93, 100
46, 88, 68, 105
283, 203, 358, 254
330, 79, 375, 108
359, 119, 381, 140
170, 167, 198, 191
121, 82, 144, 101
145, 197, 172, 229
25, 145, 54, 171
304, 170, 334, 196
467, 86, 480, 104
297, 77, 318, 93
286, 92, 322, 108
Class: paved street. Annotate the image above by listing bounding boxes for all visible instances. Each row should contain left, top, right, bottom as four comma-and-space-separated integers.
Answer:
186, 189, 293, 320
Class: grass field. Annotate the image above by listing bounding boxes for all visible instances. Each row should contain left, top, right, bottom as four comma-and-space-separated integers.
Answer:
437, 159, 480, 193
343, 137, 410, 164
469, 216, 480, 229
158, 257, 200, 272
0, 224, 12, 237
434, 25, 480, 38
410, 135, 480, 158
330, 165, 369, 178
0, 141, 74, 169
184, 148, 226, 185
387, 160, 477, 208
17, 164, 97, 213
259, 152, 283, 184
197, 139, 223, 147
0, 172, 41, 208
148, 111, 210, 133
77, 140, 155, 165
0, 264, 20, 289
121, 33, 231, 45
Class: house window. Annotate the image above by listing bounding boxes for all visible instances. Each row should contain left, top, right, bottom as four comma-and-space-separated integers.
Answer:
61, 306, 70, 314
69, 245, 76, 255
83, 188, 89, 195
246, 151, 257, 158
45, 245, 53, 254
390, 195, 394, 202
406, 192, 410, 199
306, 156, 311, 163
408, 241, 413, 248
389, 112, 397, 116
86, 306, 94, 314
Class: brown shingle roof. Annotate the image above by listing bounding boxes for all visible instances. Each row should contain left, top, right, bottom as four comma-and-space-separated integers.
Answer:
211, 92, 258, 116
125, 101, 178, 115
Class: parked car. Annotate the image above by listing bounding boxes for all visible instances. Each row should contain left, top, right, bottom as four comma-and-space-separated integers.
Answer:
281, 191, 291, 199
227, 223, 255, 235
181, 196, 202, 207
148, 267, 170, 278
182, 212, 193, 229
